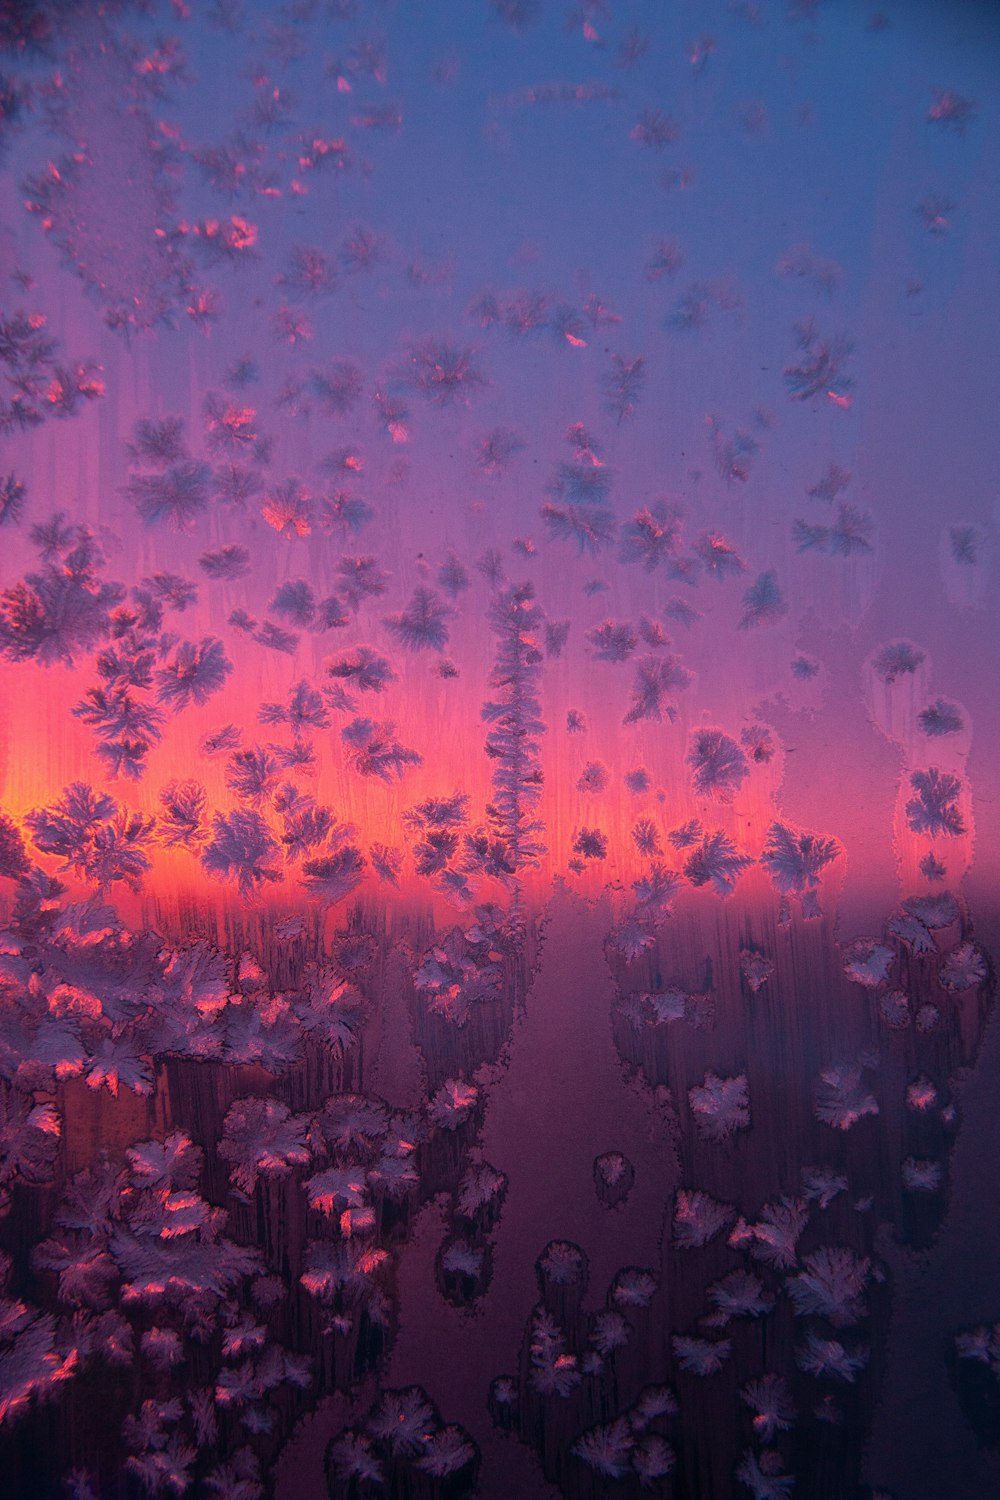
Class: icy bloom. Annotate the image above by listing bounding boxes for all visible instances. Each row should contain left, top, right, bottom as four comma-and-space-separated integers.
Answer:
368, 1386, 436, 1456
611, 1267, 658, 1308
25, 786, 154, 892
428, 1078, 478, 1131
841, 939, 894, 988
218, 1098, 311, 1195
918, 699, 963, 737
573, 827, 608, 861
156, 780, 208, 848
127, 416, 186, 469
906, 1077, 938, 1113
636, 987, 687, 1025
126, 460, 212, 529
673, 1189, 736, 1248
926, 88, 976, 131
590, 1310, 630, 1356
541, 500, 617, 553
784, 320, 854, 402
916, 1002, 941, 1033
576, 761, 609, 794
672, 1335, 731, 1375
155, 638, 232, 711
742, 1375, 796, 1441
741, 949, 774, 992
901, 1157, 943, 1192
261, 479, 312, 538
904, 891, 960, 928
225, 747, 281, 805
953, 528, 983, 567
573, 1417, 634, 1478
587, 619, 637, 662
416, 1425, 477, 1477
140, 1327, 183, 1371
956, 1324, 1000, 1373
539, 1241, 586, 1286
696, 530, 747, 577
687, 729, 749, 801
330, 1429, 384, 1486
887, 911, 935, 955
706, 1271, 775, 1325
873, 640, 925, 683
300, 848, 367, 907
814, 1063, 879, 1131
456, 1163, 506, 1219
787, 1247, 871, 1326
631, 819, 662, 857
342, 718, 422, 781
604, 355, 646, 422
744, 1197, 809, 1270
623, 655, 692, 724
669, 818, 702, 848
683, 831, 753, 897
938, 941, 988, 992
327, 646, 395, 695
441, 1239, 484, 1279
127, 1134, 203, 1193
629, 1386, 679, 1430
801, 1167, 848, 1208
529, 1307, 580, 1397
796, 1331, 869, 1383
736, 1448, 795, 1500
619, 503, 685, 570
199, 544, 251, 581
476, 426, 524, 475
631, 1435, 675, 1486
739, 571, 787, 628
688, 1072, 750, 1141
402, 340, 487, 406
269, 580, 316, 629
1, 1092, 61, 1207
761, 822, 841, 906
906, 768, 965, 837
202, 810, 281, 895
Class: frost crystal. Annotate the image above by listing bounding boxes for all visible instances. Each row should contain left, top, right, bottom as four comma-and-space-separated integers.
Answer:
672, 1335, 731, 1376
938, 942, 988, 992
787, 1247, 871, 1326
688, 1072, 750, 1141
739, 571, 787, 629
873, 641, 924, 684
905, 768, 965, 838
707, 1271, 775, 1325
745, 1197, 809, 1270
673, 1189, 736, 1248
761, 822, 840, 910
687, 729, 749, 801
384, 587, 451, 653
918, 699, 963, 737
814, 1063, 879, 1131
796, 1332, 869, 1383
841, 939, 894, 988
902, 1157, 943, 1192
573, 1417, 634, 1478
742, 1375, 796, 1441
736, 1448, 795, 1499
684, 831, 753, 897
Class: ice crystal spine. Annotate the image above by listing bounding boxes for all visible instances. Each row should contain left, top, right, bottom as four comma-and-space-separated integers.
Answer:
478, 582, 546, 879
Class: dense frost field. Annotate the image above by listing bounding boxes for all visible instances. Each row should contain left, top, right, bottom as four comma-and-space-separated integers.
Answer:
0, 1, 998, 1496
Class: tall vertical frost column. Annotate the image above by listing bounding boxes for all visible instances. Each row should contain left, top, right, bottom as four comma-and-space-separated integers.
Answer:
481, 582, 547, 903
